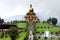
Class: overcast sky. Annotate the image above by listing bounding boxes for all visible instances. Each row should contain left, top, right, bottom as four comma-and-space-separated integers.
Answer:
0, 0, 60, 22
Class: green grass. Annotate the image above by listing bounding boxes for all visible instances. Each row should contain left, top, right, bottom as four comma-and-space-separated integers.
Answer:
0, 22, 60, 40
0, 22, 27, 40
0, 33, 11, 40
16, 32, 27, 40
38, 38, 60, 40
17, 23, 27, 28
0, 37, 11, 40
0, 32, 27, 40
35, 23, 60, 34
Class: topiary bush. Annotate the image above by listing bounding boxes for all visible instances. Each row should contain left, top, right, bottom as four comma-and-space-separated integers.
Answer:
44, 26, 46, 28
44, 37, 47, 40
38, 36, 40, 39
48, 27, 49, 28
41, 27, 43, 28
51, 32, 53, 34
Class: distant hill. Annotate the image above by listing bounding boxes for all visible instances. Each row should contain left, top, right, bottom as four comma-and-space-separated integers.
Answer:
4, 15, 25, 22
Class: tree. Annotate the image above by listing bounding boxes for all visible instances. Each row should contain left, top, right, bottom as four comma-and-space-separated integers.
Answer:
1, 19, 4, 23
0, 18, 4, 31
0, 18, 1, 23
12, 20, 17, 24
7, 27, 19, 40
52, 18, 58, 25
0, 18, 4, 24
47, 18, 52, 23
37, 19, 40, 22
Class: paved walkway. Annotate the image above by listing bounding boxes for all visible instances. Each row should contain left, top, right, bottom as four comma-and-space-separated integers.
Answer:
28, 22, 34, 40
28, 22, 34, 31
28, 31, 33, 40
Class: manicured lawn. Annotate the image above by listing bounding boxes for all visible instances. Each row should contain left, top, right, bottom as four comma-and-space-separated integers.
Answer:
16, 32, 27, 40
17, 23, 27, 28
35, 23, 60, 34
38, 38, 59, 40
0, 37, 11, 40
0, 23, 28, 40
0, 32, 11, 40
0, 32, 27, 40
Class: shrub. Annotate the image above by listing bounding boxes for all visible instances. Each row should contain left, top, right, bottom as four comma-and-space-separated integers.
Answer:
42, 32, 44, 34
41, 27, 43, 28
33, 31, 36, 35
55, 32, 58, 34
44, 37, 47, 39
37, 27, 39, 28
5, 35, 8, 37
48, 27, 49, 28
44, 26, 46, 28
33, 35, 38, 40
38, 36, 40, 39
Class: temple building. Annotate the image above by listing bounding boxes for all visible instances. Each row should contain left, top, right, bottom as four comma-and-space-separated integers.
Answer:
24, 4, 38, 22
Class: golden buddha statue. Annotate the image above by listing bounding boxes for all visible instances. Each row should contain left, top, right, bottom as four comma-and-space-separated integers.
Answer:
29, 4, 34, 12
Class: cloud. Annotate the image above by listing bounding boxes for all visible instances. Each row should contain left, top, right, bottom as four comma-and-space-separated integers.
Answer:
0, 0, 60, 22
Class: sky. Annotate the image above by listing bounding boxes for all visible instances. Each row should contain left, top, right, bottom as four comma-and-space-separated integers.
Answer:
0, 0, 60, 22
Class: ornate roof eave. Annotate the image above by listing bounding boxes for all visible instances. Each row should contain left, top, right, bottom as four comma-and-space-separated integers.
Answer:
26, 12, 36, 15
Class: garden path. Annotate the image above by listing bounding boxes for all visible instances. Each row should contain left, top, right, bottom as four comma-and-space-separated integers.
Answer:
28, 22, 34, 40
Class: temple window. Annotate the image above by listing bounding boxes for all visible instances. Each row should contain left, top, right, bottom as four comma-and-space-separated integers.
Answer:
34, 17, 36, 20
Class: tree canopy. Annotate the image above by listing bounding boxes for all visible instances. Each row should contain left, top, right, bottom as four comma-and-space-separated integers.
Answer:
52, 18, 58, 25
0, 18, 4, 24
7, 27, 19, 40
